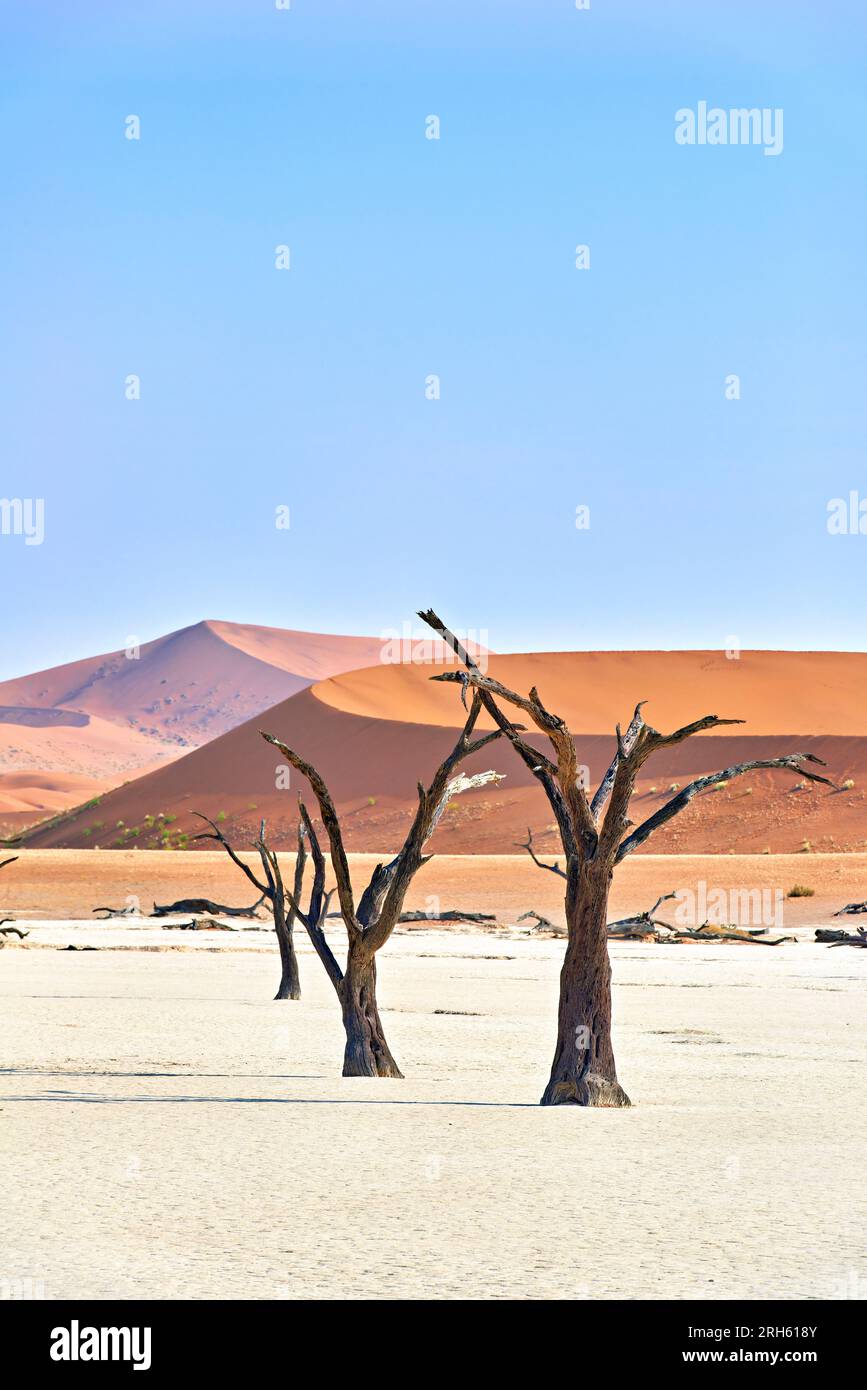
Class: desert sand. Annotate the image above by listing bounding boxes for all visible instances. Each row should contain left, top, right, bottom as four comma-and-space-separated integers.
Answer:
0, 621, 387, 833
20, 647, 867, 852
1, 852, 864, 1301
314, 648, 867, 734
4, 848, 867, 926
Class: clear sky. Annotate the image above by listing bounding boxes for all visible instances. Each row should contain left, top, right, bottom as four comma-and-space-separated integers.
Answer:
2, 0, 866, 678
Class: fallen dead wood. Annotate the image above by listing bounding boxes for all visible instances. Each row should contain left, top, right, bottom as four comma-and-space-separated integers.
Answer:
326, 908, 498, 925
518, 910, 563, 934
820, 926, 867, 948
160, 918, 236, 932
0, 921, 29, 939
150, 895, 266, 919
672, 923, 792, 946
92, 904, 140, 919
514, 882, 794, 945
833, 901, 867, 916
400, 909, 497, 925
607, 892, 680, 940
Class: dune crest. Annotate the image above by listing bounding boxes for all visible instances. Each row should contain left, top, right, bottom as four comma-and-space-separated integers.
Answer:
19, 649, 867, 855
0, 620, 386, 831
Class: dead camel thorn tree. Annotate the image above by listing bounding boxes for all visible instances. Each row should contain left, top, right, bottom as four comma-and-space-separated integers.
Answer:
0, 855, 27, 940
260, 701, 506, 1078
419, 607, 836, 1109
191, 813, 309, 1000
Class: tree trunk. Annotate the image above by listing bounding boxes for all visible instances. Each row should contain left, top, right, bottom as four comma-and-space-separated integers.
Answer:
339, 948, 403, 1078
273, 903, 301, 1001
541, 867, 630, 1107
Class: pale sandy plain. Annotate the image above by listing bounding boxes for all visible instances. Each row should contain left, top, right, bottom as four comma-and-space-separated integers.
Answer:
1, 851, 865, 1301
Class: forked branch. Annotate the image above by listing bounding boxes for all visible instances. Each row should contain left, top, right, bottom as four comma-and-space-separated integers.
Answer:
518, 827, 566, 879
615, 754, 835, 862
262, 694, 506, 957
190, 813, 269, 896
418, 608, 583, 858
260, 732, 360, 934
285, 802, 343, 990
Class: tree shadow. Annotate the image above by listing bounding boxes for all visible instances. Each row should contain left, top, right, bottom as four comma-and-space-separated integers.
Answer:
3, 1089, 536, 1109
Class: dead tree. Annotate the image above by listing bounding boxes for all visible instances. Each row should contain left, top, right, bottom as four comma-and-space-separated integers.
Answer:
518, 910, 561, 934
0, 856, 21, 940
396, 909, 497, 925
260, 699, 505, 1078
818, 926, 867, 948
0, 923, 28, 939
149, 895, 265, 918
607, 891, 679, 939
420, 608, 835, 1107
191, 815, 305, 1000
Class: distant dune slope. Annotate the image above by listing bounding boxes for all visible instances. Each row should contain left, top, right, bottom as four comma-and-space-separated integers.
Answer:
314, 649, 867, 736
0, 621, 386, 823
21, 650, 867, 855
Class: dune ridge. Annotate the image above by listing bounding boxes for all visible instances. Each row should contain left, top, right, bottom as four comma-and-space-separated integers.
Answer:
0, 620, 386, 823
19, 650, 867, 855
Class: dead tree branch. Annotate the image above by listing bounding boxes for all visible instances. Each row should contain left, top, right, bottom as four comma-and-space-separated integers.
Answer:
259, 697, 506, 1078
615, 756, 835, 862
517, 827, 567, 879
0, 922, 28, 939
191, 813, 302, 999
818, 926, 867, 948
150, 895, 266, 918
419, 606, 835, 1106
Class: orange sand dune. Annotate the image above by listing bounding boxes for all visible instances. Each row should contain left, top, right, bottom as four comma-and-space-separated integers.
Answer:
21, 650, 867, 855
315, 649, 867, 736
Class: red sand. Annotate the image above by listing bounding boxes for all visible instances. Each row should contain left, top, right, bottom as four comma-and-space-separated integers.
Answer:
315, 648, 867, 735
19, 650, 867, 855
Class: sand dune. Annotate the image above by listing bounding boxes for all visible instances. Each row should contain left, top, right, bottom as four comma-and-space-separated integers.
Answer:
314, 648, 867, 735
0, 621, 387, 826
21, 650, 867, 854
0, 771, 109, 815
0, 713, 174, 835
0, 619, 387, 745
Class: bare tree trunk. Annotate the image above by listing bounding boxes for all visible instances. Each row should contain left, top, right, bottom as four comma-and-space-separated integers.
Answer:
274, 899, 301, 1001
541, 869, 631, 1108
419, 607, 835, 1110
339, 948, 402, 1078
262, 695, 504, 1081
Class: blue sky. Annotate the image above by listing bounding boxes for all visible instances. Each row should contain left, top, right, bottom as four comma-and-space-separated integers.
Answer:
2, 0, 866, 678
